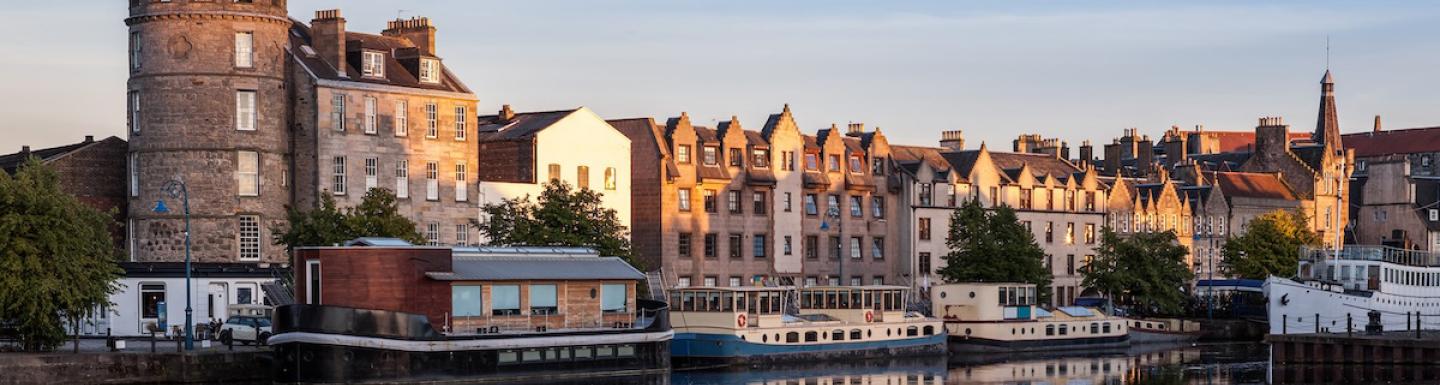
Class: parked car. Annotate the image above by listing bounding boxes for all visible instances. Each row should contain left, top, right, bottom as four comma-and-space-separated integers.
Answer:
219, 315, 272, 346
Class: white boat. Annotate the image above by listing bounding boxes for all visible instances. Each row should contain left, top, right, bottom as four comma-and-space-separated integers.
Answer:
1125, 317, 1202, 344
931, 282, 1129, 353
1266, 245, 1440, 335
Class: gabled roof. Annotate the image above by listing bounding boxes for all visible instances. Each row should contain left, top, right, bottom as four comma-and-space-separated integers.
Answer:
987, 152, 1080, 182
1190, 152, 1252, 172
289, 22, 471, 94
1213, 171, 1298, 200
0, 136, 123, 174
1343, 126, 1440, 157
476, 109, 577, 141
941, 150, 984, 179
1290, 145, 1328, 173
607, 117, 668, 158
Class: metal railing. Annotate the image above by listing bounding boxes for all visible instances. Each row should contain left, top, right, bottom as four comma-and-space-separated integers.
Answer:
1302, 245, 1440, 267
449, 305, 666, 336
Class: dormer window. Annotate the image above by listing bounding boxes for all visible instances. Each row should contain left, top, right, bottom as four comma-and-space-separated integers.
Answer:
752, 149, 770, 168
849, 155, 863, 174
804, 153, 819, 171
702, 146, 718, 166
419, 58, 440, 83
362, 51, 385, 78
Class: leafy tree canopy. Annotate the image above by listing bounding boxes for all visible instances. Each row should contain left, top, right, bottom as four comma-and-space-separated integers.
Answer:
1083, 228, 1194, 316
475, 181, 636, 268
273, 188, 424, 249
0, 159, 122, 351
940, 197, 1052, 304
1221, 209, 1320, 280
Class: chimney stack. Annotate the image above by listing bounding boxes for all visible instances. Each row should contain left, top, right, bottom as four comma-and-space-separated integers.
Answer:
846, 122, 865, 136
1254, 116, 1289, 159
21, 145, 30, 155
312, 10, 347, 78
499, 104, 515, 121
1374, 115, 1382, 134
383, 17, 437, 56
1078, 140, 1094, 169
939, 130, 965, 151
84, 135, 94, 143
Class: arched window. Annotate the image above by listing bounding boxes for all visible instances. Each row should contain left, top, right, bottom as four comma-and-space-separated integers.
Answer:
785, 332, 799, 343
850, 329, 863, 340
832, 329, 846, 341
1090, 323, 1099, 334
923, 326, 935, 336
804, 331, 818, 342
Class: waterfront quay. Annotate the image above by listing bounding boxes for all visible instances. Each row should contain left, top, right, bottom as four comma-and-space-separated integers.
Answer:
1269, 331, 1440, 365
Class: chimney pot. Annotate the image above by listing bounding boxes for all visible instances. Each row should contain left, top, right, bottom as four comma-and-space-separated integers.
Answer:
1374, 115, 1382, 133
21, 145, 30, 153
84, 135, 94, 143
499, 104, 515, 121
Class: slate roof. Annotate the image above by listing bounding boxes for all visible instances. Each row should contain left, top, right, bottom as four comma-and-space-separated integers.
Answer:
1290, 145, 1328, 173
0, 136, 121, 173
345, 237, 414, 246
1213, 172, 1298, 200
988, 152, 1080, 182
1416, 180, 1440, 231
429, 247, 643, 281
476, 109, 577, 141
1190, 152, 1252, 171
289, 22, 471, 94
1342, 127, 1440, 158
890, 145, 954, 181
941, 151, 984, 179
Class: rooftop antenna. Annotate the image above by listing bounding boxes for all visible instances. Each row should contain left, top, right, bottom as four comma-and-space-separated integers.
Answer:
1326, 35, 1331, 70
397, 9, 410, 19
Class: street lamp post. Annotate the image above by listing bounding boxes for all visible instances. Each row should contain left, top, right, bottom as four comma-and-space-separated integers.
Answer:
153, 179, 193, 351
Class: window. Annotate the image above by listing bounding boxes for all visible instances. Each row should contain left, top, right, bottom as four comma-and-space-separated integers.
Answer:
872, 157, 886, 175
454, 105, 468, 140
828, 195, 840, 216
873, 276, 885, 285
546, 163, 561, 182
361, 51, 384, 77
128, 153, 139, 197
702, 146, 718, 166
703, 233, 717, 259
363, 157, 378, 191
919, 252, 932, 274
1066, 190, 1076, 211
1067, 254, 1076, 275
331, 94, 345, 131
237, 151, 259, 196
784, 193, 793, 212
727, 190, 741, 213
1084, 224, 1096, 244
604, 168, 617, 190
305, 261, 321, 304
677, 277, 692, 288
393, 100, 408, 136
491, 285, 520, 315
830, 236, 842, 259
130, 32, 142, 71
601, 284, 627, 313
141, 284, 166, 319
425, 102, 438, 138
1356, 160, 1368, 172
781, 151, 795, 171
1045, 222, 1054, 243
918, 218, 932, 240
729, 277, 742, 287
676, 145, 691, 164
783, 236, 792, 255
361, 96, 377, 134
805, 153, 819, 171
849, 277, 862, 286
1424, 155, 1434, 167
919, 184, 932, 206
331, 156, 346, 195
752, 149, 770, 168
1066, 223, 1075, 244
455, 224, 469, 246
753, 234, 768, 259
872, 237, 884, 260
872, 196, 885, 219
425, 223, 440, 246
425, 161, 439, 201
235, 90, 256, 131
678, 233, 692, 258
850, 237, 862, 260
419, 58, 440, 83
849, 195, 863, 217
804, 194, 818, 215
238, 215, 260, 261
828, 155, 841, 172
1084, 255, 1094, 274
990, 186, 999, 207
752, 191, 767, 214
805, 236, 818, 259
704, 190, 717, 213
1019, 188, 1032, 209
729, 234, 743, 259
1085, 191, 1096, 212
529, 284, 558, 315
1431, 209, 1439, 222
729, 148, 743, 167
849, 155, 863, 173
577, 166, 590, 189
234, 32, 254, 68
394, 160, 409, 198
703, 276, 717, 287
452, 285, 481, 317
455, 162, 468, 201
678, 188, 692, 211
129, 91, 141, 134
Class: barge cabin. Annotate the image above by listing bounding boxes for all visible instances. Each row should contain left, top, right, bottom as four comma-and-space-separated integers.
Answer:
932, 282, 1128, 353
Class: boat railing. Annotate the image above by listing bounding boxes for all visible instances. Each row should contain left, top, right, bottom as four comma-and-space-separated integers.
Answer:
451, 299, 669, 335
1301, 245, 1440, 267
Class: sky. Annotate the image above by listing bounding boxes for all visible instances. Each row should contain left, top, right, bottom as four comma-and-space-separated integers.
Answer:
4, 1, 1438, 152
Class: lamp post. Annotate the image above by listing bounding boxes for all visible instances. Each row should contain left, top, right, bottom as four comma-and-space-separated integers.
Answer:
153, 179, 193, 351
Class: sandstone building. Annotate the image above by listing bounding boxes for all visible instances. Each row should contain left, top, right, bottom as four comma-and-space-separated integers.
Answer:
1344, 122, 1440, 250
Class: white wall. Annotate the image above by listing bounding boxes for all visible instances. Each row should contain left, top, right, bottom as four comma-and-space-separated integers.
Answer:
478, 107, 633, 242
93, 277, 275, 337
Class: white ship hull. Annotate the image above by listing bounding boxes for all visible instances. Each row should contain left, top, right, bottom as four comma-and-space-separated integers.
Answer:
1264, 276, 1437, 335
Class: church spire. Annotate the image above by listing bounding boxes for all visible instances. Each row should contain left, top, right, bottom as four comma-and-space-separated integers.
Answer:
1315, 69, 1342, 151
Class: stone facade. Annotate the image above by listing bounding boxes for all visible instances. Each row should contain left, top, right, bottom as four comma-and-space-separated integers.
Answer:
0, 136, 130, 250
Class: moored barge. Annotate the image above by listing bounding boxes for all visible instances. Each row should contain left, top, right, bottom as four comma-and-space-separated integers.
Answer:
932, 282, 1129, 354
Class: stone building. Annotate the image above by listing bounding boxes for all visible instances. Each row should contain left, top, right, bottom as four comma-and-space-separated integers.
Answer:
0, 136, 129, 249
1344, 123, 1440, 250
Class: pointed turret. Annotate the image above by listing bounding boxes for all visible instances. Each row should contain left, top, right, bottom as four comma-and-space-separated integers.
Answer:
1315, 70, 1342, 152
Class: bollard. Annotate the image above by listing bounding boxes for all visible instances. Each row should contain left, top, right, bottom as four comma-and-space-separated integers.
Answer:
150, 331, 156, 353
1408, 312, 1413, 331
1283, 314, 1288, 334
1347, 313, 1352, 337
176, 336, 181, 353
1315, 313, 1320, 334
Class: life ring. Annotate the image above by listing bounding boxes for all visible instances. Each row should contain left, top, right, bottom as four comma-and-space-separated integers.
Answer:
865, 310, 874, 323
737, 313, 748, 328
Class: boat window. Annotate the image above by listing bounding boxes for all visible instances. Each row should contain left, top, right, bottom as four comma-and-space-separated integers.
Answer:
722, 292, 734, 312
863, 291, 873, 308
1046, 325, 1055, 336
850, 291, 861, 309
1103, 323, 1111, 333
851, 329, 863, 340
1090, 323, 1099, 334
618, 345, 635, 357
521, 349, 542, 362
786, 332, 800, 343
491, 285, 521, 316
998, 287, 1007, 306
574, 347, 593, 359
804, 331, 818, 342
907, 326, 918, 336
682, 292, 695, 311
924, 325, 934, 336
801, 292, 813, 308
498, 351, 518, 364
832, 329, 845, 341
826, 291, 837, 309
1058, 325, 1068, 335
555, 347, 570, 360
759, 293, 771, 314
735, 293, 747, 312
839, 291, 851, 308
596, 345, 615, 357
708, 292, 721, 311
772, 292, 782, 313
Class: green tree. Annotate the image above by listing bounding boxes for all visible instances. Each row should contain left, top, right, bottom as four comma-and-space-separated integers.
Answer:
940, 197, 1052, 304
1083, 228, 1194, 316
273, 188, 424, 249
476, 180, 635, 267
0, 159, 122, 351
1222, 209, 1320, 279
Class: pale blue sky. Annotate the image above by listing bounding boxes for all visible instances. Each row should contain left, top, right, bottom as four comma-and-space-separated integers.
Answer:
4, 1, 1438, 151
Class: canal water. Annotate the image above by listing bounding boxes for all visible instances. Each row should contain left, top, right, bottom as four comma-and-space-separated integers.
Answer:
499, 342, 1440, 385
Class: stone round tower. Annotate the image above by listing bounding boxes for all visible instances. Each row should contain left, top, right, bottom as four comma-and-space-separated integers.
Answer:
126, 0, 292, 264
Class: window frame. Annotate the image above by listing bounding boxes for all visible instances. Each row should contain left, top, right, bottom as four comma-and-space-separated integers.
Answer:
393, 100, 408, 136
235, 90, 257, 131
237, 150, 259, 196
331, 156, 346, 195
237, 215, 261, 261
419, 58, 441, 84
234, 31, 254, 68
362, 96, 377, 134
361, 51, 385, 78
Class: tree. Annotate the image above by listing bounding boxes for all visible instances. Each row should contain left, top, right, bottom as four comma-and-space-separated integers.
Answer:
1222, 209, 1320, 279
0, 159, 122, 351
475, 180, 635, 267
940, 197, 1052, 304
1083, 228, 1194, 316
273, 188, 424, 249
